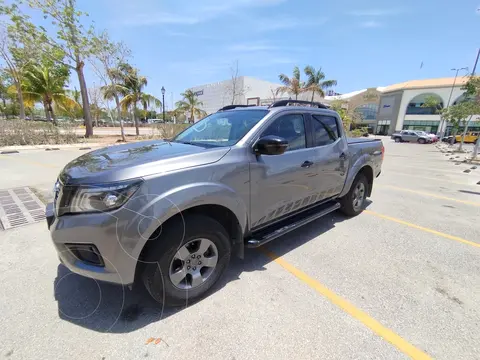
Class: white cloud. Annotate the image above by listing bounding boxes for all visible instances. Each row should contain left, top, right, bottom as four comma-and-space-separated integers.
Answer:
120, 0, 287, 27
255, 17, 327, 32
359, 20, 383, 28
349, 8, 402, 16
227, 44, 280, 52
122, 13, 200, 26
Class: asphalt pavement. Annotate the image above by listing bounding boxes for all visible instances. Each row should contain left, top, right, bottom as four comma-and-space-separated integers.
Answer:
0, 138, 479, 359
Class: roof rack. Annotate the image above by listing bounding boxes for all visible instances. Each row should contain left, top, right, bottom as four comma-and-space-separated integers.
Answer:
218, 104, 256, 111
269, 100, 329, 109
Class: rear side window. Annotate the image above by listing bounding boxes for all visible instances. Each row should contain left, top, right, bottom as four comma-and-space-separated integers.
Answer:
312, 115, 339, 147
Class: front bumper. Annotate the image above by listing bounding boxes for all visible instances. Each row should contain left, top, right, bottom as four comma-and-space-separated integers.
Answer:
46, 202, 139, 285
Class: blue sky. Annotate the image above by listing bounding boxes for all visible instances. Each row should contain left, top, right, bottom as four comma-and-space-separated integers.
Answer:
73, 0, 479, 107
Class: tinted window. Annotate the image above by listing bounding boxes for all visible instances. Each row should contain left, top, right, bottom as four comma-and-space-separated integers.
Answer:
262, 114, 306, 151
312, 115, 339, 146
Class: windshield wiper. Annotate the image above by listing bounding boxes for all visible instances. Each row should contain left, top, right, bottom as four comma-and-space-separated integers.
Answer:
173, 140, 205, 147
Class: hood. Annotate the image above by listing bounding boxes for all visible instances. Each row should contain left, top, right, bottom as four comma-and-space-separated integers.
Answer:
59, 140, 230, 185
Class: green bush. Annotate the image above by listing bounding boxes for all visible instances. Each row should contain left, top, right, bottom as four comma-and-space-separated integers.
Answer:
0, 119, 77, 146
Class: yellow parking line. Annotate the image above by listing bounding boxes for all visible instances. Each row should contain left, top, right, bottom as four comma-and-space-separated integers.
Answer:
262, 249, 431, 359
365, 210, 480, 248
377, 185, 480, 207
0, 154, 57, 169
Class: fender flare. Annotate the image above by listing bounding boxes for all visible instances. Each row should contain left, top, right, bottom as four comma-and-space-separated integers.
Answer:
128, 182, 248, 260
339, 155, 374, 198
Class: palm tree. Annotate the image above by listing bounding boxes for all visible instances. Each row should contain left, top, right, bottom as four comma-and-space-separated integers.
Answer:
21, 62, 78, 126
276, 66, 305, 100
140, 93, 161, 121
101, 67, 127, 141
304, 65, 337, 101
175, 90, 207, 123
115, 63, 161, 136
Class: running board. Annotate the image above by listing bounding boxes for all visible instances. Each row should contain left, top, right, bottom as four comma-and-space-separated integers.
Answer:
246, 202, 340, 248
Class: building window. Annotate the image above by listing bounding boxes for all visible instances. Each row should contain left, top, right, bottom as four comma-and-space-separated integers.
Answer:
406, 93, 443, 115
354, 103, 378, 121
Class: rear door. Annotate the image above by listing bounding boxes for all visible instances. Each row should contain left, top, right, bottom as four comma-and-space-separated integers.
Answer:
309, 113, 349, 201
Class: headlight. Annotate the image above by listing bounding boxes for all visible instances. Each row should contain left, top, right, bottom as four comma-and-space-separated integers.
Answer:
58, 180, 142, 215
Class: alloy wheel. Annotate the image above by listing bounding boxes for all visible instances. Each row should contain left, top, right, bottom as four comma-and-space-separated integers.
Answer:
169, 238, 219, 290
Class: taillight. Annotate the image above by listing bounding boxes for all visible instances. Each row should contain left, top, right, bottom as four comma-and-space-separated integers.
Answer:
381, 144, 385, 160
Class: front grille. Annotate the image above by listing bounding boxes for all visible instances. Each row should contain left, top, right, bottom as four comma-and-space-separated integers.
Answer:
66, 244, 104, 267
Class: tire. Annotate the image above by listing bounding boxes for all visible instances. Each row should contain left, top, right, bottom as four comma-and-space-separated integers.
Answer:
339, 174, 368, 217
142, 215, 231, 307
394, 137, 401, 143
418, 138, 426, 144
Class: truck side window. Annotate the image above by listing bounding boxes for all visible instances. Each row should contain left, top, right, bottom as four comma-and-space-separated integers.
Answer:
262, 114, 306, 151
312, 115, 338, 147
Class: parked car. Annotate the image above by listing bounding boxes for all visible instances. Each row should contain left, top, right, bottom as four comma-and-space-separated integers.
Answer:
46, 100, 384, 307
391, 130, 432, 144
455, 132, 479, 144
416, 131, 438, 143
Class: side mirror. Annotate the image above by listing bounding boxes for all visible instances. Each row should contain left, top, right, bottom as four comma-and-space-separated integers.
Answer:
254, 135, 288, 156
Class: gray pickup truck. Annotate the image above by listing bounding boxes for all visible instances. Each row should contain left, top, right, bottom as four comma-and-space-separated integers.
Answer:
46, 100, 383, 306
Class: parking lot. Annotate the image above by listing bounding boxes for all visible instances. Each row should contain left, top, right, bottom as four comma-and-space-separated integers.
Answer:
1, 138, 479, 359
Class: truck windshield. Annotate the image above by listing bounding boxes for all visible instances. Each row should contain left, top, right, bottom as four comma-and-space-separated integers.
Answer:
173, 110, 269, 147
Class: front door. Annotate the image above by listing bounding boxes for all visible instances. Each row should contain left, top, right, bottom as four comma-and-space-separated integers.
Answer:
404, 131, 417, 142
249, 113, 318, 230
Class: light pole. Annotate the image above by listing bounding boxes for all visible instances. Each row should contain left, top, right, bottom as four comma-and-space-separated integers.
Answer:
161, 86, 166, 122
440, 67, 468, 137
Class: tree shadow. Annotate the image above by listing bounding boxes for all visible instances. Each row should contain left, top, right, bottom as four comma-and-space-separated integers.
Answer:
458, 190, 480, 196
53, 209, 357, 334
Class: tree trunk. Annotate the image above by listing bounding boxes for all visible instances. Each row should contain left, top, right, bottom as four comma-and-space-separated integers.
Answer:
76, 60, 93, 137
450, 128, 458, 145
114, 94, 126, 142
311, 90, 315, 102
133, 102, 140, 136
459, 116, 473, 151
14, 80, 26, 120
472, 137, 479, 160
43, 101, 51, 122
49, 102, 58, 126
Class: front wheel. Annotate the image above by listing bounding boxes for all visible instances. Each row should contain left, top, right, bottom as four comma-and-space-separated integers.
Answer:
394, 137, 401, 143
142, 215, 231, 307
418, 138, 426, 144
339, 174, 368, 217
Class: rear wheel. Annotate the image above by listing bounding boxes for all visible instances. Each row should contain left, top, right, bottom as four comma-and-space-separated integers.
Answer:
339, 174, 368, 217
142, 215, 231, 307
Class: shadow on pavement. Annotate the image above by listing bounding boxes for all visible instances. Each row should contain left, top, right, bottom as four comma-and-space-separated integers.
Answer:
458, 190, 480, 196
54, 209, 356, 333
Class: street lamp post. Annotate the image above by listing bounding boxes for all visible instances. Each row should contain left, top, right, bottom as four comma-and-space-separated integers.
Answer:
161, 86, 166, 123
439, 67, 468, 137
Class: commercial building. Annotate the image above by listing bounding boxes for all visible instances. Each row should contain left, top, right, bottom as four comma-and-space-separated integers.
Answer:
325, 87, 384, 133
187, 76, 332, 119
376, 77, 480, 135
